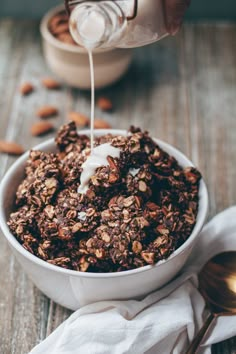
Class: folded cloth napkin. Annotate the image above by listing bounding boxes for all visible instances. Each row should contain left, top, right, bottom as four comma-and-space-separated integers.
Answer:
30, 207, 236, 354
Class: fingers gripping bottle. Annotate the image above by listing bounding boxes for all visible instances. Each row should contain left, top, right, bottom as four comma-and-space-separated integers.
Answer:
65, 0, 169, 49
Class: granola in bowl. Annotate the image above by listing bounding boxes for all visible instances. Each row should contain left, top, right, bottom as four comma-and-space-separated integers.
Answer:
8, 122, 201, 273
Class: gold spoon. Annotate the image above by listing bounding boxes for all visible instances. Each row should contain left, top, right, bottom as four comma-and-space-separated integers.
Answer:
186, 251, 236, 354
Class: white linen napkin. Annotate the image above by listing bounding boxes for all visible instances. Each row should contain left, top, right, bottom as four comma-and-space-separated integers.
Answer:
30, 207, 236, 354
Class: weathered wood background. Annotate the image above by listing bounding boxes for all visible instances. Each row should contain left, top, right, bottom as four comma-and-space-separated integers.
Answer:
0, 20, 236, 353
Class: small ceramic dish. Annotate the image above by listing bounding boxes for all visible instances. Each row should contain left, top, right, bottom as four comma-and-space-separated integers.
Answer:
40, 5, 133, 89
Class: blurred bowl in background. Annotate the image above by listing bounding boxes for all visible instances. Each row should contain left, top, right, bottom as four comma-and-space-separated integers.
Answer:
40, 5, 133, 89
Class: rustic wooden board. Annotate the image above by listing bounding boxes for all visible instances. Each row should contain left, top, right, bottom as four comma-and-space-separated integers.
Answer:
0, 20, 235, 354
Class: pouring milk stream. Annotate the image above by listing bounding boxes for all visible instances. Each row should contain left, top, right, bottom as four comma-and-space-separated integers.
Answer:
66, 0, 169, 193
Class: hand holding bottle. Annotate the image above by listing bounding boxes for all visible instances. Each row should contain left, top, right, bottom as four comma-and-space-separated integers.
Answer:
164, 0, 191, 35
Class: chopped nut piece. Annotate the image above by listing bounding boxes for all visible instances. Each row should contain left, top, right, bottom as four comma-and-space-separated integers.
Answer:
95, 249, 106, 259
138, 180, 147, 192
141, 252, 155, 264
132, 241, 142, 254
72, 223, 82, 233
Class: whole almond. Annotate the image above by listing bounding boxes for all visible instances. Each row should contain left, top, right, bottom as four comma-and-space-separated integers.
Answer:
42, 78, 61, 90
68, 112, 89, 127
49, 14, 68, 30
36, 106, 58, 119
0, 140, 24, 155
97, 97, 113, 111
19, 82, 34, 96
52, 23, 69, 35
31, 122, 54, 136
94, 119, 111, 129
57, 33, 76, 45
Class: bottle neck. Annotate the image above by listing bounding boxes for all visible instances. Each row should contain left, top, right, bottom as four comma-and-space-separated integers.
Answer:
69, 1, 127, 49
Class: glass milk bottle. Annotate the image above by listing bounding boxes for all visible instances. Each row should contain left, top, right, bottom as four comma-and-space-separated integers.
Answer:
65, 0, 169, 49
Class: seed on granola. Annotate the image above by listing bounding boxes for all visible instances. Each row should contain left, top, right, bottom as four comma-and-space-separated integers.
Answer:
123, 196, 135, 208
44, 205, 55, 219
101, 232, 110, 243
95, 249, 106, 259
86, 208, 95, 217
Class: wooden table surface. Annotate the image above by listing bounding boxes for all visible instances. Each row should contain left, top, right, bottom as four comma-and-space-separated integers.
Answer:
0, 20, 236, 354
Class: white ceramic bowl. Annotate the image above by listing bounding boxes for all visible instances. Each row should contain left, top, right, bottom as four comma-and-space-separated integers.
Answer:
40, 5, 132, 89
0, 130, 208, 310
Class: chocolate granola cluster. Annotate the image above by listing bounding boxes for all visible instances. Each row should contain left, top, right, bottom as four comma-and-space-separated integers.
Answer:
8, 122, 201, 272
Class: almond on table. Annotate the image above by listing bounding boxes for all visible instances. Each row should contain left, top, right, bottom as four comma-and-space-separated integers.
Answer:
19, 82, 34, 96
0, 140, 24, 155
36, 106, 58, 119
31, 121, 54, 136
42, 78, 61, 90
68, 112, 89, 127
97, 97, 113, 111
94, 119, 111, 129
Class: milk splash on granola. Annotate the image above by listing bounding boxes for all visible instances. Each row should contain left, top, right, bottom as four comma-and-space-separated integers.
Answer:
78, 143, 121, 194
78, 52, 121, 194
76, 13, 122, 194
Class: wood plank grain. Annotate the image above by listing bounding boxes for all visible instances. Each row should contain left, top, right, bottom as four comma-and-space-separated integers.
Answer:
0, 21, 50, 354
0, 20, 235, 354
0, 20, 71, 354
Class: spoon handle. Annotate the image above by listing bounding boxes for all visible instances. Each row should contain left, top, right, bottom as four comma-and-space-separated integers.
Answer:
186, 313, 215, 354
